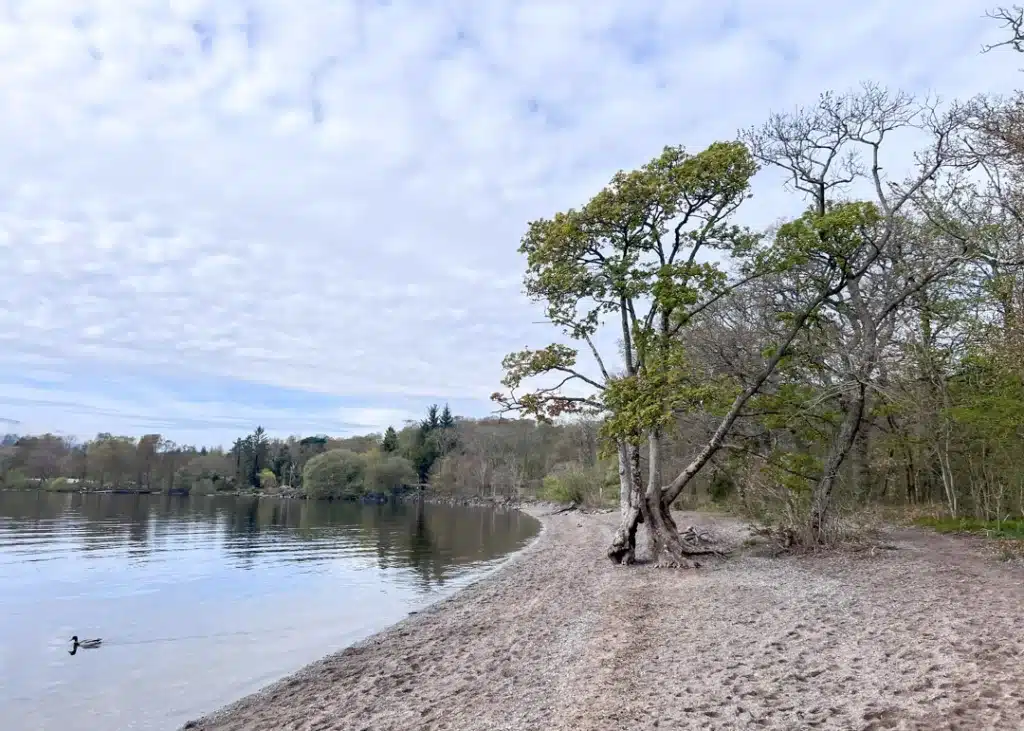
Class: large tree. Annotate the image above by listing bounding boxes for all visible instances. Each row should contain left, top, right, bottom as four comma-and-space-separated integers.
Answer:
739, 85, 978, 537
498, 85, 983, 564
494, 141, 761, 564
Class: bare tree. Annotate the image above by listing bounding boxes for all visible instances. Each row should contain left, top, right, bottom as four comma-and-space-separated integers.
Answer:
740, 85, 977, 537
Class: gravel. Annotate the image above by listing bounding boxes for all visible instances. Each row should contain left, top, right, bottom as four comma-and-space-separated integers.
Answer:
183, 508, 1024, 731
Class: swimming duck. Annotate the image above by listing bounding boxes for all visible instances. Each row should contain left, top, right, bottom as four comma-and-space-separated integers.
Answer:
69, 635, 102, 650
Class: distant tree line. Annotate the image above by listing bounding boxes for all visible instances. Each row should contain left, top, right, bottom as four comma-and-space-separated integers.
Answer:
0, 403, 620, 504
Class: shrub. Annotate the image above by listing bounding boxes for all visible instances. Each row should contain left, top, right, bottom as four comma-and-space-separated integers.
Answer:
45, 476, 74, 492
259, 468, 278, 490
540, 463, 615, 507
303, 449, 366, 499
175, 453, 234, 495
363, 452, 416, 494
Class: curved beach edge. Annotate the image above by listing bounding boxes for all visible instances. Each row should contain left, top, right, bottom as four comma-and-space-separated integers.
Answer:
182, 507, 1024, 731
179, 503, 554, 730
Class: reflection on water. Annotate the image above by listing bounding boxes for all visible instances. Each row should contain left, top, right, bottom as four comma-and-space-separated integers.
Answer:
0, 492, 538, 731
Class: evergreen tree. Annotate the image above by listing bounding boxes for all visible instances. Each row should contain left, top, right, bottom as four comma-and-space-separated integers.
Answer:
439, 404, 455, 429
250, 426, 269, 487
422, 404, 440, 431
381, 426, 399, 452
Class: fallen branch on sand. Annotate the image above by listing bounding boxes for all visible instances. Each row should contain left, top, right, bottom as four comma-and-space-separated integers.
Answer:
675, 525, 733, 560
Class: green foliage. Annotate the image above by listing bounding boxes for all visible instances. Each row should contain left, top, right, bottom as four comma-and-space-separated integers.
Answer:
540, 464, 615, 507
364, 452, 416, 494
0, 405, 466, 497
496, 344, 598, 422
258, 468, 278, 490
439, 404, 456, 429
770, 201, 883, 271
947, 353, 1024, 439
423, 405, 440, 430
303, 449, 416, 499
749, 382, 838, 439
230, 426, 275, 488
519, 142, 759, 324
1, 469, 29, 490
302, 449, 366, 499
408, 431, 441, 483
602, 338, 736, 443
45, 476, 73, 492
761, 451, 823, 495
496, 140, 761, 430
399, 404, 457, 482
708, 469, 736, 503
499, 344, 580, 392
381, 426, 399, 453
914, 516, 1024, 540
176, 453, 235, 495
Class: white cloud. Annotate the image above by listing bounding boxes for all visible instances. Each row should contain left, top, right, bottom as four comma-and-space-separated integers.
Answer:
0, 0, 1019, 442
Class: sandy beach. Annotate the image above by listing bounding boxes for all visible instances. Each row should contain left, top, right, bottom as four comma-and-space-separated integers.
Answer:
184, 507, 1024, 731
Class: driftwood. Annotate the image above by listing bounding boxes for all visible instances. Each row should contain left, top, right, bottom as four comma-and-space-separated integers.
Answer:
677, 525, 732, 559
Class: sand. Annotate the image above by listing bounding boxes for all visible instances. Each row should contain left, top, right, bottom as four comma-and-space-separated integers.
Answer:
184, 508, 1024, 731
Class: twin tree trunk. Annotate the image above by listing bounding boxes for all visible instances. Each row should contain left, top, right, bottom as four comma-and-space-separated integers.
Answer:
609, 387, 866, 564
609, 440, 642, 564
604, 290, 843, 567
607, 431, 704, 568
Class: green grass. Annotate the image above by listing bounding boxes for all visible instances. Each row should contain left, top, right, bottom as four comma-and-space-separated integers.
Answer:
913, 515, 1024, 540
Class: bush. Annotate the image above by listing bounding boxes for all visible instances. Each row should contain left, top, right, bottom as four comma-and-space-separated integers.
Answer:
259, 468, 278, 490
363, 452, 416, 494
540, 463, 615, 507
45, 476, 74, 492
303, 449, 366, 499
708, 469, 737, 503
176, 453, 234, 495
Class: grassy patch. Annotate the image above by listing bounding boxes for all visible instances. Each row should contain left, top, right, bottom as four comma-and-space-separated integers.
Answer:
913, 515, 1024, 540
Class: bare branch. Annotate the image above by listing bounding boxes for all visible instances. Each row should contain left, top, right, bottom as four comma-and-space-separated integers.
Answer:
983, 6, 1024, 53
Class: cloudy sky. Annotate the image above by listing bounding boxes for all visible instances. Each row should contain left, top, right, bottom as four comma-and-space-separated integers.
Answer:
0, 0, 1019, 446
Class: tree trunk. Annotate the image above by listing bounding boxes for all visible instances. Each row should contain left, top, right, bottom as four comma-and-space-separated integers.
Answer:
607, 440, 643, 564
850, 417, 871, 501
606, 288, 839, 565
809, 384, 866, 538
609, 432, 705, 567
641, 430, 698, 568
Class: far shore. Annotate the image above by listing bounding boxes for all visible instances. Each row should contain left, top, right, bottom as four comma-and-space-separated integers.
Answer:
181, 506, 1024, 731
0, 483, 523, 508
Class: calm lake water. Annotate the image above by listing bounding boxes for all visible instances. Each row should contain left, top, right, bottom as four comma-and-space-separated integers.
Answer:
0, 491, 538, 731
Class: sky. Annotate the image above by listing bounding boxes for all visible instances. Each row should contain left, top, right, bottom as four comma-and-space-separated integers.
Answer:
0, 0, 1020, 447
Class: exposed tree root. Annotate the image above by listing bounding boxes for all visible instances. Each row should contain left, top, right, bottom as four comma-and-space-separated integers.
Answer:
608, 501, 733, 566
654, 554, 700, 569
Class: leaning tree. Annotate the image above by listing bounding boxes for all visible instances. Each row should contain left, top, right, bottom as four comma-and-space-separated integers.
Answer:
497, 84, 984, 566
493, 141, 764, 565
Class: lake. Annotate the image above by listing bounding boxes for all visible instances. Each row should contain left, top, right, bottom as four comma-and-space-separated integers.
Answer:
0, 491, 539, 731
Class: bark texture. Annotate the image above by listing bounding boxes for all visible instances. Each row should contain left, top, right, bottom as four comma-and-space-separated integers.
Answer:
607, 441, 643, 564
809, 386, 866, 538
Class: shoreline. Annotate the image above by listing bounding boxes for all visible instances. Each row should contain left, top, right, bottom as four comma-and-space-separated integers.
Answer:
182, 508, 1024, 731
180, 503, 554, 730
2, 485, 526, 509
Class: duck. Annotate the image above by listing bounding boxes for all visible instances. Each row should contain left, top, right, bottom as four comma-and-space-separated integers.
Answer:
69, 635, 102, 650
